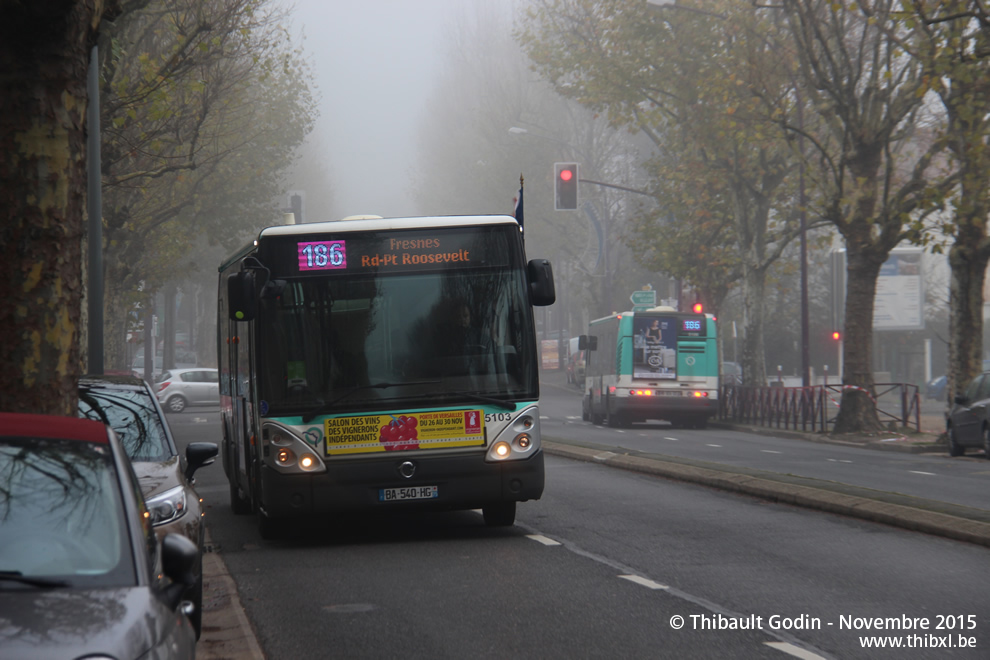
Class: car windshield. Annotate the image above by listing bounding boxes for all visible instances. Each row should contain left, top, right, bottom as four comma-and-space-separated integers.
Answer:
0, 437, 135, 587
78, 387, 173, 461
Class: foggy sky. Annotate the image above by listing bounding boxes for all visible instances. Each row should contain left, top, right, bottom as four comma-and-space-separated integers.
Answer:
291, 1, 488, 219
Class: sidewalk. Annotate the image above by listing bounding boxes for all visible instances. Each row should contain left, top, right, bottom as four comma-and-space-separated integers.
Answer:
196, 531, 265, 660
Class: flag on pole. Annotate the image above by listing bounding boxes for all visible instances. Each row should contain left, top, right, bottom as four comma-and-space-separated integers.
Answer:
514, 174, 524, 233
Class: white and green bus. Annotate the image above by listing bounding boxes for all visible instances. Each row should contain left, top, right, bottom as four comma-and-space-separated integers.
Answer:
580, 307, 719, 429
218, 215, 555, 537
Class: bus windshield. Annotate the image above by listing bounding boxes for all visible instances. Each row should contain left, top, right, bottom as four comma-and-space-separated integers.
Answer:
256, 267, 536, 416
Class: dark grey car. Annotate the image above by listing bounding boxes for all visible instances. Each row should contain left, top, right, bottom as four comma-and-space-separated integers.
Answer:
78, 374, 218, 637
946, 370, 990, 457
0, 412, 199, 660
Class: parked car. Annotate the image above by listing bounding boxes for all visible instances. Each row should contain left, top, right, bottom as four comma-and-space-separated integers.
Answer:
131, 348, 197, 381
945, 370, 990, 457
0, 412, 199, 659
158, 367, 220, 413
566, 350, 586, 386
77, 375, 218, 637
927, 360, 990, 400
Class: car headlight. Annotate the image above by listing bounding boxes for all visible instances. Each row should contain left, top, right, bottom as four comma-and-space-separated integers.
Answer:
146, 485, 187, 526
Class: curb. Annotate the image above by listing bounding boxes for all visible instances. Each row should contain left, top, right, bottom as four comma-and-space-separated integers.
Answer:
708, 420, 945, 454
197, 530, 266, 660
542, 439, 990, 548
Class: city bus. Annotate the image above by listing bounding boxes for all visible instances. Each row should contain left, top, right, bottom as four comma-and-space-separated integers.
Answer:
218, 215, 555, 537
580, 307, 718, 429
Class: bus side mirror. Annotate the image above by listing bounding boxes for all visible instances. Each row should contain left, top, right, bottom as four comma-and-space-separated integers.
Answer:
228, 271, 258, 321
527, 259, 556, 307
578, 335, 597, 351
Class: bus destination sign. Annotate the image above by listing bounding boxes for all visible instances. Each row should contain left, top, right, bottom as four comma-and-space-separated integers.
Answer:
281, 228, 511, 276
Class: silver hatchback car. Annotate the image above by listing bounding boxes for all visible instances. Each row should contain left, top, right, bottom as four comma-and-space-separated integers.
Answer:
158, 368, 220, 413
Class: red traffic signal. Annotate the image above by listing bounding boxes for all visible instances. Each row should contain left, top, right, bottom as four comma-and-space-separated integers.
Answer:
692, 302, 703, 314
832, 331, 841, 341
554, 162, 578, 210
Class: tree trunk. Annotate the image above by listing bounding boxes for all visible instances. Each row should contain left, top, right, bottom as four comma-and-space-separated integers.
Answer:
946, 239, 987, 405
740, 264, 768, 387
0, 1, 116, 414
833, 244, 885, 434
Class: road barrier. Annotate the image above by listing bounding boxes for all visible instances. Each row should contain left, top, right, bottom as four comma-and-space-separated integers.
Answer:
719, 383, 921, 433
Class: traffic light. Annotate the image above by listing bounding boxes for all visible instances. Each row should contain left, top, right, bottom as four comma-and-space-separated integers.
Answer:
554, 162, 578, 210
692, 302, 703, 314
832, 331, 841, 341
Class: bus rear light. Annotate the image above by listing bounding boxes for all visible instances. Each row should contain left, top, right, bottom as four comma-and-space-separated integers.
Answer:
631, 389, 654, 396
492, 441, 511, 458
300, 454, 317, 470
692, 391, 709, 398
608, 386, 616, 394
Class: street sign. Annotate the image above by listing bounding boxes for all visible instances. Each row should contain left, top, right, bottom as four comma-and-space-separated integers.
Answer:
630, 290, 656, 307
632, 305, 652, 312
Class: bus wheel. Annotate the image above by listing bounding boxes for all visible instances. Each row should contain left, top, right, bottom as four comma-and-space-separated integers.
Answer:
482, 502, 516, 527
229, 479, 251, 515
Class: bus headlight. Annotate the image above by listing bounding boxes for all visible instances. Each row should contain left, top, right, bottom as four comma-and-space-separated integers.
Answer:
486, 405, 541, 461
262, 423, 327, 474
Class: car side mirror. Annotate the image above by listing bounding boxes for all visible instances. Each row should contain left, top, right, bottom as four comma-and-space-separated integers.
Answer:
578, 335, 597, 351
185, 442, 219, 481
161, 533, 199, 609
527, 259, 556, 307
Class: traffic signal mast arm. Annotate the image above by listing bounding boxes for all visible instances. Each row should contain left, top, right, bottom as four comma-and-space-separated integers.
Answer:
578, 178, 658, 198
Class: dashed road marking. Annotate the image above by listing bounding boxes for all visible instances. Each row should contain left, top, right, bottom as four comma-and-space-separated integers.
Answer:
618, 575, 669, 590
762, 450, 782, 454
826, 458, 852, 464
526, 534, 562, 546
764, 641, 829, 659
664, 437, 679, 441
910, 470, 936, 476
706, 444, 722, 448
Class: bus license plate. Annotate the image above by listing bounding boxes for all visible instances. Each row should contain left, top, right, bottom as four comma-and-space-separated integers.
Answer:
379, 485, 439, 502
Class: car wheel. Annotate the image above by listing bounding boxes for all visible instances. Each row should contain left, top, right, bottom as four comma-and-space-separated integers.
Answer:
983, 426, 990, 460
166, 395, 187, 413
947, 426, 964, 457
482, 501, 516, 527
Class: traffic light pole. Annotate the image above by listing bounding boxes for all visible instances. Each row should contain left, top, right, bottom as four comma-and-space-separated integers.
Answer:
578, 178, 658, 198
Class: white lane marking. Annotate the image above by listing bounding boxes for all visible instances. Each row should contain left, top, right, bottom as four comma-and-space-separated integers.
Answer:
593, 452, 617, 462
664, 437, 679, 441
706, 444, 722, 448
526, 534, 561, 546
565, 416, 583, 420
761, 450, 782, 454
764, 641, 829, 659
826, 458, 852, 464
618, 575, 669, 590
910, 470, 936, 476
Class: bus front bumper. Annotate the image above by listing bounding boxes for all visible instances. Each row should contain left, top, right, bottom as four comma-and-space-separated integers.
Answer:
259, 449, 544, 519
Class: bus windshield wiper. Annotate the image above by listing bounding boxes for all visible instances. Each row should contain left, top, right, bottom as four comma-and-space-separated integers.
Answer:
301, 381, 442, 423
0, 571, 70, 589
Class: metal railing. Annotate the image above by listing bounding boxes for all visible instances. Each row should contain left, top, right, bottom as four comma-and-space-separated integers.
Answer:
719, 383, 921, 433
